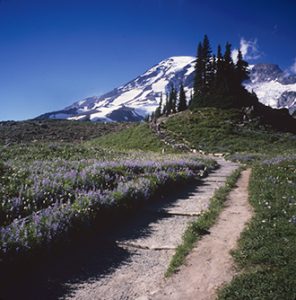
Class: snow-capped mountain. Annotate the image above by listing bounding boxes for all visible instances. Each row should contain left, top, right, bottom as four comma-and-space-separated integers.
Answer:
37, 57, 296, 122
244, 64, 296, 114
37, 56, 196, 122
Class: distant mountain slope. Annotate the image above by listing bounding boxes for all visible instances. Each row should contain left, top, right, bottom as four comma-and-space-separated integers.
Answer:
244, 64, 296, 114
37, 56, 196, 122
37, 58, 296, 122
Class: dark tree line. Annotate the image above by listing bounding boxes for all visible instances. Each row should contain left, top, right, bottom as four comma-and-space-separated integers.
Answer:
191, 35, 255, 109
152, 83, 188, 120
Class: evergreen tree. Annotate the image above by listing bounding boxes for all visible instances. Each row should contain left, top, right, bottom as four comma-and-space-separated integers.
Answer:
178, 83, 187, 112
194, 42, 203, 97
159, 92, 163, 111
168, 84, 177, 114
222, 42, 235, 92
164, 93, 170, 116
216, 44, 223, 86
154, 106, 161, 119
236, 50, 249, 85
189, 90, 193, 107
202, 35, 213, 92
154, 93, 163, 119
223, 42, 233, 65
210, 54, 217, 88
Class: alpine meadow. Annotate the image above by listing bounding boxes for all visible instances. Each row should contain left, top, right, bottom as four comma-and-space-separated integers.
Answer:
1, 1, 296, 299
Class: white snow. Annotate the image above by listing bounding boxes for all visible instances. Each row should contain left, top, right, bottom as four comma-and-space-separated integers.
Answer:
165, 56, 195, 73
111, 89, 143, 106
151, 79, 169, 93
245, 80, 296, 108
68, 115, 87, 121
185, 64, 195, 76
64, 56, 196, 121
88, 107, 115, 120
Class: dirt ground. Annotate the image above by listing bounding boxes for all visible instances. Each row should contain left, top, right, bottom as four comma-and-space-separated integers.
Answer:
65, 159, 241, 300
0, 160, 249, 300
151, 168, 253, 300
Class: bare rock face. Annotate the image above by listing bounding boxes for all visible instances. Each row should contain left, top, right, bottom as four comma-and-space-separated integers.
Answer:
250, 64, 283, 82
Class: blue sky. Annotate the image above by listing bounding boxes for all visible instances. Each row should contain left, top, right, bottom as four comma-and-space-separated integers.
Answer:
0, 0, 296, 121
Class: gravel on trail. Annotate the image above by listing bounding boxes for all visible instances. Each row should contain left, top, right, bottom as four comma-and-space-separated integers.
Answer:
0, 159, 241, 300
66, 158, 239, 300
152, 168, 253, 300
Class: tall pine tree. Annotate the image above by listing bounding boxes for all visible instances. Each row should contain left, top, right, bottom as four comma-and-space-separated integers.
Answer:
216, 44, 223, 88
236, 50, 249, 86
154, 93, 163, 119
202, 35, 213, 92
194, 42, 203, 97
164, 93, 170, 116
170, 85, 177, 113
178, 83, 187, 112
222, 42, 235, 93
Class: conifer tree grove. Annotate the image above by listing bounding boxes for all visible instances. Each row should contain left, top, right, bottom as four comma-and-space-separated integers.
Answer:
191, 35, 251, 109
152, 35, 252, 121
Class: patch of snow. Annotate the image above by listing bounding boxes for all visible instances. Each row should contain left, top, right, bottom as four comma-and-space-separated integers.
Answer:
245, 80, 296, 108
111, 89, 144, 106
68, 115, 87, 120
185, 64, 195, 76
152, 79, 169, 93
88, 107, 116, 121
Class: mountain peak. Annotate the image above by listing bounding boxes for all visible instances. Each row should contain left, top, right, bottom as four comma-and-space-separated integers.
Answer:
37, 56, 196, 122
36, 59, 296, 121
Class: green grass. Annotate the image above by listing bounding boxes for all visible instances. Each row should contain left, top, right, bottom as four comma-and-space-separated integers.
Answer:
89, 123, 174, 152
218, 158, 296, 299
0, 123, 175, 161
0, 141, 124, 161
164, 108, 296, 154
0, 119, 130, 144
165, 166, 244, 277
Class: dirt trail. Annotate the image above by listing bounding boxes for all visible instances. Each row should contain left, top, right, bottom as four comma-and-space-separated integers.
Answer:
0, 159, 245, 300
65, 159, 240, 300
152, 168, 253, 300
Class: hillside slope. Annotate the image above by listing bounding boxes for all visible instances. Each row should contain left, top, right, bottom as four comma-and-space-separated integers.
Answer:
156, 108, 296, 154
